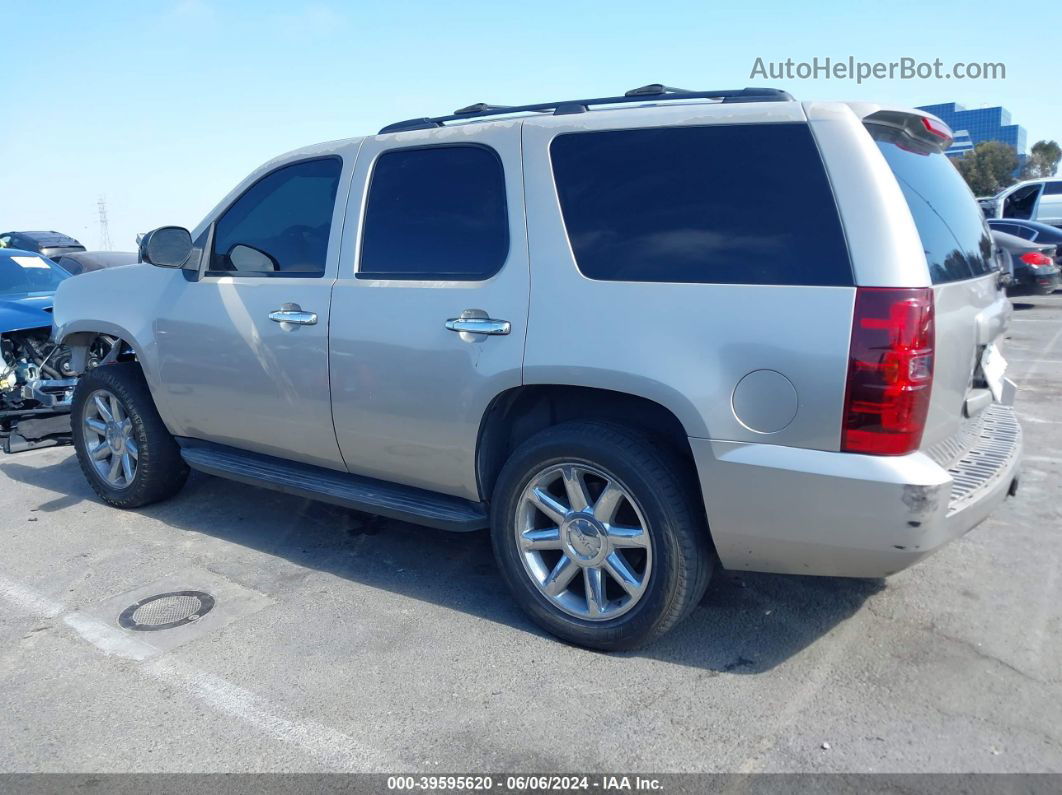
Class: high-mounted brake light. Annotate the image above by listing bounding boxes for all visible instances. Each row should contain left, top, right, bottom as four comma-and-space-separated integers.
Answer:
920, 116, 952, 142
842, 287, 935, 456
1020, 251, 1054, 268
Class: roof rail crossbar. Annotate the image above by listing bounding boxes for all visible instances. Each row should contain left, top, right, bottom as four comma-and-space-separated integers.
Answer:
379, 85, 795, 134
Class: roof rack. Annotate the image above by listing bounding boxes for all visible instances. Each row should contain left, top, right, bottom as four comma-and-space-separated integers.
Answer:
379, 84, 795, 134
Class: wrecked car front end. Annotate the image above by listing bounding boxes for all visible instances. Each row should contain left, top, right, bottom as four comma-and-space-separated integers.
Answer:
0, 251, 85, 453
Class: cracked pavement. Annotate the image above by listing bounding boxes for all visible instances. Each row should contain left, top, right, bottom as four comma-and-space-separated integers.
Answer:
0, 293, 1059, 773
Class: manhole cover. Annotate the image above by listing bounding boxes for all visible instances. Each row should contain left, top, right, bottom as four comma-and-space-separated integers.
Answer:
118, 590, 215, 632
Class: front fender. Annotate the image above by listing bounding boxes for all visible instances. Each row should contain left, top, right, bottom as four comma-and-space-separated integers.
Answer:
51, 263, 178, 400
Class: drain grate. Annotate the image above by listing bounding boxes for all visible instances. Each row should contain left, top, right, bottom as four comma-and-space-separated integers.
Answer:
118, 590, 215, 632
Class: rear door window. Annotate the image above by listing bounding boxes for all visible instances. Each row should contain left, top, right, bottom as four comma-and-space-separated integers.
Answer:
872, 125, 995, 284
549, 123, 852, 285
359, 145, 509, 280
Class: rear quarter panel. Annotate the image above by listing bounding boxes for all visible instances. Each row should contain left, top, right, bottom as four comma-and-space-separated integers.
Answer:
521, 105, 855, 449
924, 276, 1009, 449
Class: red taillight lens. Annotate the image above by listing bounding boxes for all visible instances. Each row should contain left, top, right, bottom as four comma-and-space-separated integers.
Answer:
1020, 251, 1054, 268
842, 287, 935, 456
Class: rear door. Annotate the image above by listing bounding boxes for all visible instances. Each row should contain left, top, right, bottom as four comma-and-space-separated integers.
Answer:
328, 123, 529, 500
870, 123, 1009, 450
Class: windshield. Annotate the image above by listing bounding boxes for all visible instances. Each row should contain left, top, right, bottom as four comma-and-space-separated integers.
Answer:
871, 125, 996, 284
0, 252, 69, 296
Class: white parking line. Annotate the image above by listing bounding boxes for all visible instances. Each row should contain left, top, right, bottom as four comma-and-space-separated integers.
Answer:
1025, 327, 1062, 381
145, 657, 391, 769
0, 573, 64, 618
1007, 358, 1062, 366
0, 570, 394, 770
63, 613, 157, 661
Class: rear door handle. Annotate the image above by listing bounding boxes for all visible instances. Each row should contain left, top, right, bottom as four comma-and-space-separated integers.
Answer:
445, 317, 510, 336
269, 309, 318, 326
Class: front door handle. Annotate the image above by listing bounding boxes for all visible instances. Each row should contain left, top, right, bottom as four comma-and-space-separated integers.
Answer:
445, 317, 510, 336
269, 309, 318, 326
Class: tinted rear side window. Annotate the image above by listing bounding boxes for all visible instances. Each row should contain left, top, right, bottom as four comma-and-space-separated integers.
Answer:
872, 126, 995, 284
549, 124, 852, 285
359, 145, 509, 280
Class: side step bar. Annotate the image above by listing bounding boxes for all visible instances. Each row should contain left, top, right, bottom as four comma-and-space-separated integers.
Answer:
178, 441, 489, 532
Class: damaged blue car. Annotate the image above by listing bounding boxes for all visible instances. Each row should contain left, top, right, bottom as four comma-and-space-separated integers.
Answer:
0, 249, 84, 452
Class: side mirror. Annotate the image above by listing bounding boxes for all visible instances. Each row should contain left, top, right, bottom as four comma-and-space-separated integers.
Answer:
140, 226, 194, 269
229, 243, 278, 273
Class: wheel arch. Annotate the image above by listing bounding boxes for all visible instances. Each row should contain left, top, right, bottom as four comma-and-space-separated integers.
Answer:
56, 322, 146, 375
476, 384, 698, 503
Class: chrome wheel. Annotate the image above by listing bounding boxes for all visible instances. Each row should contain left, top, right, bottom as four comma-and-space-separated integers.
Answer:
82, 389, 138, 489
516, 463, 653, 621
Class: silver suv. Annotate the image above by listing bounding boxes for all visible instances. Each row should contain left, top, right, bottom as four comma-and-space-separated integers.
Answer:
51, 86, 1022, 649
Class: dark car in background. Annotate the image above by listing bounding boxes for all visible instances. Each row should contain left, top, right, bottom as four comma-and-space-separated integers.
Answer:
992, 229, 1061, 296
987, 218, 1062, 266
54, 250, 138, 275
0, 230, 86, 261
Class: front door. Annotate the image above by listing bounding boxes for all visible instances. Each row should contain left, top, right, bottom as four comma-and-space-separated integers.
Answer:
329, 123, 529, 500
1003, 183, 1043, 220
154, 153, 354, 470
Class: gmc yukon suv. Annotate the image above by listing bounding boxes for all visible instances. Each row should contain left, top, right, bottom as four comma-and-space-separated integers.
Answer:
49, 86, 1022, 650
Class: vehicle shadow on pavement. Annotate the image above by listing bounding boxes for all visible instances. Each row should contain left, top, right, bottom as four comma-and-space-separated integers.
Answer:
1, 456, 883, 673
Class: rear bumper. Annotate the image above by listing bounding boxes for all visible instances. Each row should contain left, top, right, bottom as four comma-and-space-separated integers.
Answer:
691, 404, 1022, 578
1010, 265, 1061, 295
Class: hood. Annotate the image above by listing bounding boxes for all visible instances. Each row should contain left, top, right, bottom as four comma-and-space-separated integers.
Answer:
0, 294, 55, 334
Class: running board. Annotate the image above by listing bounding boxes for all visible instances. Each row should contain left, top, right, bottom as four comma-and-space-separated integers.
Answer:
178, 442, 489, 532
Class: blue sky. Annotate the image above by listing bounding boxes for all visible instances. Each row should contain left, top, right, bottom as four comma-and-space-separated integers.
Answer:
2, 0, 1057, 250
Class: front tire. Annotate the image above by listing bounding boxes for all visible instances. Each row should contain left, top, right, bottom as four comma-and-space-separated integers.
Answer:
71, 363, 188, 509
490, 421, 713, 651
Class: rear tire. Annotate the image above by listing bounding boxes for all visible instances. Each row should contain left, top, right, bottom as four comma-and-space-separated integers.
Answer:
71, 363, 188, 509
490, 420, 713, 651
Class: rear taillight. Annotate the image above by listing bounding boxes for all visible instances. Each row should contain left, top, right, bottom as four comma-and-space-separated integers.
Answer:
1020, 251, 1054, 268
842, 287, 935, 456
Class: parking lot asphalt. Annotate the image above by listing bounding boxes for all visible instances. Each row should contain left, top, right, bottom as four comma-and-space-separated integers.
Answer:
0, 294, 1060, 774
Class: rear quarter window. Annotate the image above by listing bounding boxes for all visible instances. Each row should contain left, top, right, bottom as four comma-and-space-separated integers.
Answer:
549, 123, 852, 286
871, 125, 995, 284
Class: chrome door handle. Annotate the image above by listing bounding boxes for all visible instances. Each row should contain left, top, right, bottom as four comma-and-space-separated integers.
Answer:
445, 317, 511, 336
269, 309, 318, 326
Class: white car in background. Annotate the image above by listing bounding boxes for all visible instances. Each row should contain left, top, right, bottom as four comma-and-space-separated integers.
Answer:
979, 177, 1062, 227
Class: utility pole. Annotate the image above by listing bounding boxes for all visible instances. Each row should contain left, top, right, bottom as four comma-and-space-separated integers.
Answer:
97, 196, 112, 250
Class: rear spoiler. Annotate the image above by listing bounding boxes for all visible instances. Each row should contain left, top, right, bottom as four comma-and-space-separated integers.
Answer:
861, 109, 954, 153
